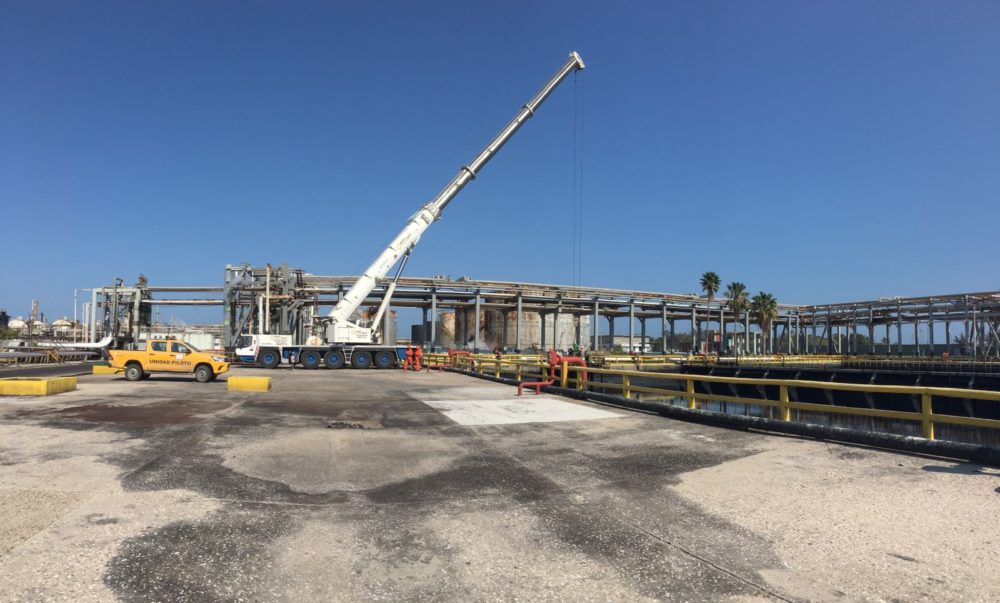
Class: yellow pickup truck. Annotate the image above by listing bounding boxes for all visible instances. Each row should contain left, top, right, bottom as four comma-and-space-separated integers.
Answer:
107, 339, 230, 383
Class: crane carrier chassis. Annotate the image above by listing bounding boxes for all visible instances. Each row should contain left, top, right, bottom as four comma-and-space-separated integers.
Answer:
235, 334, 405, 370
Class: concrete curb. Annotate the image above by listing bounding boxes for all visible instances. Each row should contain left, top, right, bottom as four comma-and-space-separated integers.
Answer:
447, 368, 1000, 467
228, 376, 272, 392
0, 376, 78, 396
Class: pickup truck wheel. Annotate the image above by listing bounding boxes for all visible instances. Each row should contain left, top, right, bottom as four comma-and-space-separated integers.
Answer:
300, 350, 322, 370
260, 349, 280, 369
124, 364, 143, 382
374, 351, 395, 369
351, 351, 372, 369
194, 365, 213, 383
323, 350, 345, 369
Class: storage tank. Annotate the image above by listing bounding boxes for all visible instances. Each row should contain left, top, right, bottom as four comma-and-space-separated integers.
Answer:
450, 307, 590, 351
437, 311, 456, 348
501, 311, 589, 351
52, 317, 73, 337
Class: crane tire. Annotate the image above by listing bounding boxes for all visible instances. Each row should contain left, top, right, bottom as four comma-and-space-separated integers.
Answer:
324, 350, 345, 369
260, 349, 280, 369
300, 350, 322, 369
374, 351, 395, 369
351, 351, 372, 369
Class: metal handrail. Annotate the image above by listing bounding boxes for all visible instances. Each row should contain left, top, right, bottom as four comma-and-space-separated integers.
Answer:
431, 354, 1000, 442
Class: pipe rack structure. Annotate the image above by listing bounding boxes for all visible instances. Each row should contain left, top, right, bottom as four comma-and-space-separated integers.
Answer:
82, 266, 1000, 359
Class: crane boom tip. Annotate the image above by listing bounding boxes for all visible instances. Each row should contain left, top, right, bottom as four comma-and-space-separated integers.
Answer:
570, 51, 585, 70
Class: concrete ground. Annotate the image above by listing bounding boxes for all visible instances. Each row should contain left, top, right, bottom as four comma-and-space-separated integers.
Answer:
0, 367, 998, 602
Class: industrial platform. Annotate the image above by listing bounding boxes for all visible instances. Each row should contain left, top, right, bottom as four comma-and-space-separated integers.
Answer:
1, 369, 998, 601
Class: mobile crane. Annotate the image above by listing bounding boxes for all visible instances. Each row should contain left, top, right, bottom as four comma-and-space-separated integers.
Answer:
236, 51, 586, 369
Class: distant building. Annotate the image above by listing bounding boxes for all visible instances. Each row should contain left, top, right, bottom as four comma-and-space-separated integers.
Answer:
598, 335, 652, 353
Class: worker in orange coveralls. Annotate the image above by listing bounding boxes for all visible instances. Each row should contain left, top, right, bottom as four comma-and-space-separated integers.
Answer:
404, 346, 414, 371
414, 346, 423, 371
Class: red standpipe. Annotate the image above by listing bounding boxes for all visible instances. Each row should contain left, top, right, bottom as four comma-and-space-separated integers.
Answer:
519, 349, 588, 395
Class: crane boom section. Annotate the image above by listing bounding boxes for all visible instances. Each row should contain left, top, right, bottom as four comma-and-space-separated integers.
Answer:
327, 52, 585, 324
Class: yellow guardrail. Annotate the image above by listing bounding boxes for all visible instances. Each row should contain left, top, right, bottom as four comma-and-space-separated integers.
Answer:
430, 354, 1000, 442
708, 354, 1000, 370
587, 354, 684, 369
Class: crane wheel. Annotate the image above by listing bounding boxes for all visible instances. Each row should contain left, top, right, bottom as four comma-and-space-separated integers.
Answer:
351, 351, 372, 369
374, 351, 395, 369
260, 349, 280, 369
324, 350, 345, 369
300, 350, 322, 370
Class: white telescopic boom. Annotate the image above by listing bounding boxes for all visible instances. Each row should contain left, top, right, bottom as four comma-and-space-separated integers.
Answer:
327, 51, 586, 324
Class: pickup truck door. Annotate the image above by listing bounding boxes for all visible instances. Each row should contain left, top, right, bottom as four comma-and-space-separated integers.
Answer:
148, 341, 171, 369
170, 341, 195, 371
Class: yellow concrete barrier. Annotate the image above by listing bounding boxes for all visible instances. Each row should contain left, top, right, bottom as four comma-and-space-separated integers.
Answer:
228, 376, 271, 392
0, 377, 77, 396
92, 365, 123, 375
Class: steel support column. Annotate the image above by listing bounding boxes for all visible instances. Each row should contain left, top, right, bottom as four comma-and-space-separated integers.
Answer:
592, 299, 599, 351
430, 290, 437, 349
608, 315, 615, 350
639, 317, 646, 353
691, 305, 697, 352
896, 302, 903, 356
515, 293, 522, 351
474, 292, 481, 352
628, 301, 635, 353
928, 311, 934, 354
661, 303, 668, 354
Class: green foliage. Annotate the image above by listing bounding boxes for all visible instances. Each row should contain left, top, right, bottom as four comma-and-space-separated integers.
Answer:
725, 282, 749, 316
700, 271, 721, 302
750, 291, 779, 333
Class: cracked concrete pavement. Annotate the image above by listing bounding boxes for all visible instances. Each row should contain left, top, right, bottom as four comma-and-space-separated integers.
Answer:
1, 367, 998, 602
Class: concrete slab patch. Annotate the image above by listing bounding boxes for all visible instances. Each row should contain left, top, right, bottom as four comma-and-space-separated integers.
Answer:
420, 396, 623, 426
220, 429, 467, 493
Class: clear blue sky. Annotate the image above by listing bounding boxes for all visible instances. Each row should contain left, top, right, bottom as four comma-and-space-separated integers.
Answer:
2, 1, 998, 325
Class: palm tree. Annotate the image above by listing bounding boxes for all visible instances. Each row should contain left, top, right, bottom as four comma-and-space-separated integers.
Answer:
725, 282, 748, 354
699, 272, 721, 352
751, 292, 779, 354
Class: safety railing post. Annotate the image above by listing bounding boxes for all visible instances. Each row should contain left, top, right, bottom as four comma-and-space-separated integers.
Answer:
779, 384, 790, 421
515, 363, 522, 382
622, 374, 630, 398
686, 379, 696, 409
495, 360, 501, 378
921, 393, 935, 440
560, 361, 568, 388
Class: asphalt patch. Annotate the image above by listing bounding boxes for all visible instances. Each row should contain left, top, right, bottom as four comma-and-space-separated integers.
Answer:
16, 399, 235, 427
104, 503, 299, 603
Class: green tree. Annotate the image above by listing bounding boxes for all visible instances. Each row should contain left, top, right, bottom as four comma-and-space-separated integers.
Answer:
725, 282, 748, 354
751, 291, 779, 354
699, 272, 721, 351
